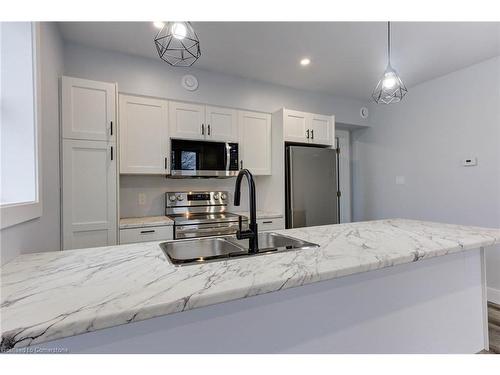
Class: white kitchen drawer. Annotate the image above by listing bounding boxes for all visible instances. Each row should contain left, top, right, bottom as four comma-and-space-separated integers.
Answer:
257, 217, 285, 232
120, 226, 173, 244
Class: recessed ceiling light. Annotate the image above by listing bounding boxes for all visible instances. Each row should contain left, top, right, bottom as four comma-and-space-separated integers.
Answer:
153, 21, 165, 29
300, 58, 311, 66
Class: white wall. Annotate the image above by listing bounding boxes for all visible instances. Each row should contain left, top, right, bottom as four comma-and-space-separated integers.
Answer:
63, 42, 370, 218
351, 56, 500, 300
0, 23, 64, 265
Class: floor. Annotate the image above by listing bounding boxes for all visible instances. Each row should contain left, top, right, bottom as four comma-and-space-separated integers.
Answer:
481, 302, 500, 354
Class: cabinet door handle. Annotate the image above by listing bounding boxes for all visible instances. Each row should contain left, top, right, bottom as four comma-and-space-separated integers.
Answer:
262, 221, 273, 224
110, 146, 113, 161
110, 121, 113, 136
311, 129, 314, 140
240, 160, 243, 169
165, 157, 168, 170
140, 229, 155, 234
208, 124, 211, 136
306, 129, 310, 139
201, 124, 205, 135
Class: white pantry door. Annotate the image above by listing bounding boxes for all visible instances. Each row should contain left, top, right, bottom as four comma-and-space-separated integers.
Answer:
119, 95, 169, 174
62, 139, 117, 250
62, 76, 116, 142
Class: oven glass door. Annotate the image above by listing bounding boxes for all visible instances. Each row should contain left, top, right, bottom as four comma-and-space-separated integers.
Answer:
171, 139, 227, 172
175, 222, 241, 239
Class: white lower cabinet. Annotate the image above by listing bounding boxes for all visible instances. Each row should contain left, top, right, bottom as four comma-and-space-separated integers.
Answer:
62, 139, 117, 250
120, 226, 173, 244
238, 110, 272, 175
257, 217, 285, 232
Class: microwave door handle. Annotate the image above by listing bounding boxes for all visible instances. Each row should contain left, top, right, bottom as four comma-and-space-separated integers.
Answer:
225, 143, 230, 171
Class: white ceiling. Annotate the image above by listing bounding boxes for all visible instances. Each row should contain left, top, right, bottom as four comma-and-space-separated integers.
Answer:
58, 22, 500, 101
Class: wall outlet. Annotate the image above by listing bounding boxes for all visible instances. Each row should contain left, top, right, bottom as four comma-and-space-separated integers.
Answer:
395, 176, 406, 185
138, 193, 146, 205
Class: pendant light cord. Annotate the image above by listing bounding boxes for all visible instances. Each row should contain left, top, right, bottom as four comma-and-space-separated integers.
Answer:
387, 21, 391, 65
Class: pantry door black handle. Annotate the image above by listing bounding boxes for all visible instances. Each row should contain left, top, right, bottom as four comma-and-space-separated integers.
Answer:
110, 146, 113, 161
110, 121, 113, 136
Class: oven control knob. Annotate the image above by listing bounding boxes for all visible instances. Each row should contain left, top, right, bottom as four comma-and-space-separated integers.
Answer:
221, 193, 227, 200
213, 193, 220, 200
176, 195, 184, 201
168, 195, 177, 202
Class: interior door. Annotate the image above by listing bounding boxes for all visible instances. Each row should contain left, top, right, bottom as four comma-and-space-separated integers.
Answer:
119, 94, 169, 174
169, 101, 205, 140
61, 76, 116, 142
283, 109, 309, 143
310, 114, 334, 146
239, 111, 272, 175
206, 105, 238, 142
62, 139, 117, 250
286, 146, 337, 228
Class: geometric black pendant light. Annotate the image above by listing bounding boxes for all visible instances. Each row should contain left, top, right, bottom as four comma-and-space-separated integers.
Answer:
372, 22, 408, 104
154, 22, 201, 67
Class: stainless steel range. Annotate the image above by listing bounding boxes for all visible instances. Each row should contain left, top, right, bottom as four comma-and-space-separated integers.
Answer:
165, 191, 248, 239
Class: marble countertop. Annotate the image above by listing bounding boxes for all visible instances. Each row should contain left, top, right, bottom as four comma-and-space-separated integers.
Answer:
120, 216, 174, 229
2, 219, 499, 351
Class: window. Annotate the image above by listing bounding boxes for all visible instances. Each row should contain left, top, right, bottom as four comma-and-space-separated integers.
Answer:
0, 22, 41, 229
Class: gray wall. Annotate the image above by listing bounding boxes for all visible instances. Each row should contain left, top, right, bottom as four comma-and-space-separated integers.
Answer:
63, 43, 370, 126
1, 23, 64, 265
351, 56, 500, 295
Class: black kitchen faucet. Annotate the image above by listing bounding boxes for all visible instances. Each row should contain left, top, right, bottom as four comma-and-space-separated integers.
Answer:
234, 169, 259, 253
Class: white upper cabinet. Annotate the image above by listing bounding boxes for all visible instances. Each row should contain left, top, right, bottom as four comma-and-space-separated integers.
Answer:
62, 139, 117, 250
169, 101, 205, 140
62, 76, 116, 142
283, 108, 334, 146
310, 113, 334, 146
239, 110, 272, 175
119, 94, 169, 174
283, 109, 309, 143
169, 101, 238, 142
205, 105, 238, 142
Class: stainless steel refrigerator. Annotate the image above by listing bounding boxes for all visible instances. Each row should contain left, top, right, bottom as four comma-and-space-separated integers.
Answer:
285, 145, 339, 228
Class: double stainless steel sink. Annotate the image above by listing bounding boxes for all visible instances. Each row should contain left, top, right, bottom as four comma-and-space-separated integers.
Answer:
159, 232, 319, 266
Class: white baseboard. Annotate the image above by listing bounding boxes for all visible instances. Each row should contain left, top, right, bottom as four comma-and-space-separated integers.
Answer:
488, 287, 500, 305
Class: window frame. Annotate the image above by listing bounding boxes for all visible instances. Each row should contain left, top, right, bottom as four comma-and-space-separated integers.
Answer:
0, 22, 42, 229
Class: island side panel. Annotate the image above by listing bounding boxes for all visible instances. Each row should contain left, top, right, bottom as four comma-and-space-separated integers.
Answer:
29, 248, 486, 354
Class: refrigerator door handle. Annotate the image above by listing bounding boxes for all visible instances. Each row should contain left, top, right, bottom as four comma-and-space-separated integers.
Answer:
286, 147, 294, 228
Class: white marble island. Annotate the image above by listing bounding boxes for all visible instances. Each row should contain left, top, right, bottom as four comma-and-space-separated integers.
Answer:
1, 219, 499, 353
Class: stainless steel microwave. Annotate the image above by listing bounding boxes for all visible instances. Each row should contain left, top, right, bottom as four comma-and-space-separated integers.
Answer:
170, 139, 239, 178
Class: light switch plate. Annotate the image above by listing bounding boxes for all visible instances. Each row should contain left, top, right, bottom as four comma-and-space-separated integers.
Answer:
138, 193, 146, 205
396, 176, 405, 185
462, 157, 477, 167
